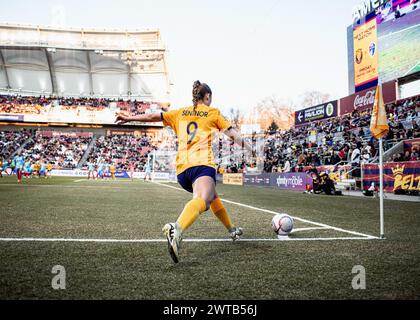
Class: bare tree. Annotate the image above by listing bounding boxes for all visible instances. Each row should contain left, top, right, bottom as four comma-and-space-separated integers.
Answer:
228, 107, 243, 128
255, 95, 294, 130
300, 91, 331, 108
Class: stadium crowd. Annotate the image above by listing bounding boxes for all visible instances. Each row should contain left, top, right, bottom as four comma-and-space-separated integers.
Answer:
0, 129, 172, 171
86, 133, 157, 171
262, 95, 420, 173
0, 94, 168, 116
27, 134, 92, 169
1, 94, 419, 174
0, 129, 34, 160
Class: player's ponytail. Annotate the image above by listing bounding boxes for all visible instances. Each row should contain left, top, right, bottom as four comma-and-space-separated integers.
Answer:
192, 80, 212, 108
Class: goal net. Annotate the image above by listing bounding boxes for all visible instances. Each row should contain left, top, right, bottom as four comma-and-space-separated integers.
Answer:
213, 132, 265, 173
150, 127, 266, 181
149, 127, 177, 182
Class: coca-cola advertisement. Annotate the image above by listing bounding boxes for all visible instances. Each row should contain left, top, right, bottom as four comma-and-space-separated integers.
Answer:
353, 88, 376, 111
339, 80, 396, 115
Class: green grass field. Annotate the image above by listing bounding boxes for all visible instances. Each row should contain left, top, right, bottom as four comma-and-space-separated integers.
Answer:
0, 176, 419, 300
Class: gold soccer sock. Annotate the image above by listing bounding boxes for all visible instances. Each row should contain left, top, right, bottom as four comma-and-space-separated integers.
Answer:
210, 197, 233, 231
176, 198, 207, 233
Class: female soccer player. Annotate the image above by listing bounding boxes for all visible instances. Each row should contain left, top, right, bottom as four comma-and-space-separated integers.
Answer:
87, 160, 96, 180
110, 162, 116, 180
23, 159, 32, 179
46, 162, 53, 179
116, 81, 252, 263
143, 162, 152, 181
129, 161, 134, 181
104, 162, 111, 180
97, 160, 105, 180
13, 152, 25, 183
39, 160, 46, 178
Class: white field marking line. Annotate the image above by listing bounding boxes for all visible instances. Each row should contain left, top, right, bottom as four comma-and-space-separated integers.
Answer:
73, 179, 137, 183
0, 237, 377, 243
222, 198, 378, 239
0, 184, 129, 190
1, 180, 144, 187
152, 181, 379, 240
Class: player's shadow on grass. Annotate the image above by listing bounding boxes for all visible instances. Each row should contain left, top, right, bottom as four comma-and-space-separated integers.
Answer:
163, 241, 271, 269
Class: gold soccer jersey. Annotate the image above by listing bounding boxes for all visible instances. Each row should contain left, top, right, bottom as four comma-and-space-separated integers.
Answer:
162, 104, 231, 175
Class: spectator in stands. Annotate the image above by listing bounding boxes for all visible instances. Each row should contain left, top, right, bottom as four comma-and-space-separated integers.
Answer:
0, 129, 33, 161
392, 153, 404, 162
283, 158, 291, 173
297, 152, 305, 168
403, 151, 412, 162
361, 149, 371, 164
413, 121, 420, 138
312, 152, 321, 167
394, 7, 405, 19
331, 151, 342, 165
338, 145, 348, 162
351, 142, 362, 166
230, 163, 239, 173
350, 142, 362, 177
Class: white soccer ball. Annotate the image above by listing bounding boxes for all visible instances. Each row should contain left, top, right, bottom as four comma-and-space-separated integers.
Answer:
272, 214, 294, 236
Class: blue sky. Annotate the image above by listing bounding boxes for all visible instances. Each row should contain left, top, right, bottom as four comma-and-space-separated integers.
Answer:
0, 0, 363, 113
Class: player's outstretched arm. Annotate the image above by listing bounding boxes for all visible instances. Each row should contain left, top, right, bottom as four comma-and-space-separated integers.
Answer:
224, 127, 253, 153
115, 112, 162, 125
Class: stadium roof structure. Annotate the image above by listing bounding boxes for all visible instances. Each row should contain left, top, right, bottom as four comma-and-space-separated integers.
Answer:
0, 23, 171, 101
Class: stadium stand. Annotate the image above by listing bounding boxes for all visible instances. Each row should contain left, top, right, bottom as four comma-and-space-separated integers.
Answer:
0, 94, 418, 173
262, 95, 420, 173
0, 129, 175, 171
0, 129, 34, 160
85, 133, 157, 171
0, 95, 168, 116
25, 134, 92, 169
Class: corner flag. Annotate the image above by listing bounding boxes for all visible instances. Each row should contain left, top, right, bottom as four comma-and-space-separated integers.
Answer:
369, 84, 388, 239
369, 85, 389, 139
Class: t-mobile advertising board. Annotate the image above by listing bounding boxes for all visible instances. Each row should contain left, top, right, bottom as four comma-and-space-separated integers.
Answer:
244, 173, 312, 191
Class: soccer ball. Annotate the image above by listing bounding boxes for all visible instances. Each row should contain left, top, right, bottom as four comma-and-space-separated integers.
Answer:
272, 214, 294, 236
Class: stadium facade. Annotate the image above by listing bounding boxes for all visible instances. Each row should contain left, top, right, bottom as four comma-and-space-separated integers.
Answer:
0, 23, 171, 101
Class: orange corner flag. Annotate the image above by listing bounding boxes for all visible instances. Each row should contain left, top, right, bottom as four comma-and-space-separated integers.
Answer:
369, 85, 389, 140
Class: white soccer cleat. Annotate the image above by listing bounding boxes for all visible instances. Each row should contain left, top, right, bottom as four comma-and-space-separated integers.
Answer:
162, 223, 182, 263
229, 227, 243, 242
